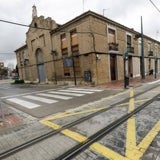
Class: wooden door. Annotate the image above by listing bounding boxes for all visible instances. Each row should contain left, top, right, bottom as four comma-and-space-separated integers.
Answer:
110, 54, 117, 81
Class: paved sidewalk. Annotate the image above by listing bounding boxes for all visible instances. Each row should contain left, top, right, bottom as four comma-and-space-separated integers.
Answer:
97, 74, 160, 89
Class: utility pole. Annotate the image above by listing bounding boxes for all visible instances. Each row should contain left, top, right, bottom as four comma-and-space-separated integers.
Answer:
141, 16, 145, 80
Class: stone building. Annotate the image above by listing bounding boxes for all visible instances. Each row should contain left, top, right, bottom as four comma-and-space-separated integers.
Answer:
15, 6, 160, 85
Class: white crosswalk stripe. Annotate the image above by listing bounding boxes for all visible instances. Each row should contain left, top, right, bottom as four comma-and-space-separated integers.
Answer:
59, 89, 94, 94
68, 88, 103, 92
7, 98, 40, 109
48, 91, 84, 97
5, 87, 104, 109
23, 95, 58, 104
37, 93, 72, 100
0, 86, 12, 89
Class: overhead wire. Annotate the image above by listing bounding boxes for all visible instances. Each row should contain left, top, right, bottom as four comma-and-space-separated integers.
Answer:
149, 0, 160, 12
0, 19, 51, 31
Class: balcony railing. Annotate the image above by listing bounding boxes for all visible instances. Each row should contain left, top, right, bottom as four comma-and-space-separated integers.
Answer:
108, 43, 119, 51
148, 51, 153, 56
127, 46, 134, 53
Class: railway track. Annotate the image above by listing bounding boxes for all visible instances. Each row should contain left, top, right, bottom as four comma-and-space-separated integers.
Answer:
0, 84, 159, 159
55, 93, 160, 160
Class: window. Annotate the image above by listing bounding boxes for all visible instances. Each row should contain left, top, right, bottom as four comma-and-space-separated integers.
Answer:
126, 34, 134, 53
148, 42, 152, 51
155, 44, 158, 56
61, 34, 67, 49
108, 28, 116, 43
34, 23, 38, 28
71, 44, 81, 77
31, 39, 35, 51
71, 45, 79, 56
148, 42, 153, 56
62, 48, 68, 56
63, 58, 72, 76
127, 34, 132, 48
70, 29, 78, 46
39, 35, 45, 47
108, 28, 118, 51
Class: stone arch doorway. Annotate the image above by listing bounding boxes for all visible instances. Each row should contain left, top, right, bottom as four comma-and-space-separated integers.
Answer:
36, 48, 46, 83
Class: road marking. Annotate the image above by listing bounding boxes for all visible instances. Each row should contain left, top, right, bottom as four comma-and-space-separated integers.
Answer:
1, 88, 58, 99
42, 106, 109, 121
0, 86, 12, 89
40, 120, 131, 160
37, 93, 72, 100
41, 88, 160, 160
137, 121, 160, 158
91, 143, 130, 160
48, 91, 84, 97
41, 116, 160, 160
68, 88, 103, 92
7, 98, 40, 109
1, 87, 102, 99
148, 79, 160, 84
42, 98, 150, 121
125, 88, 136, 157
59, 89, 94, 94
23, 95, 58, 104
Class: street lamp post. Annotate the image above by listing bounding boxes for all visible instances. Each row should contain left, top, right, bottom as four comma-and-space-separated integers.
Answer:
135, 16, 145, 80
51, 50, 57, 84
123, 50, 129, 89
72, 55, 77, 86
155, 54, 158, 79
141, 16, 145, 80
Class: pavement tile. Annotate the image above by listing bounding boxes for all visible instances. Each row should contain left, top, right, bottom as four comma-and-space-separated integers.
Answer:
96, 75, 160, 89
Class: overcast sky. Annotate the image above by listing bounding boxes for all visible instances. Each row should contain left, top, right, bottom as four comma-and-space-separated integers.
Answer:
0, 0, 160, 67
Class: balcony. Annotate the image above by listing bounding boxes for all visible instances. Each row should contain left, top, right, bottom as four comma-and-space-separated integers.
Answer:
108, 43, 119, 51
148, 51, 153, 57
127, 46, 134, 53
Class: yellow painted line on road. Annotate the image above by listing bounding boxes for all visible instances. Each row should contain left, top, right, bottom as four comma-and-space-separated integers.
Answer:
91, 143, 130, 160
41, 101, 160, 160
125, 88, 137, 157
41, 106, 108, 122
41, 90, 130, 121
124, 120, 160, 160
41, 98, 150, 122
136, 120, 160, 159
117, 98, 150, 107
41, 118, 130, 159
40, 87, 159, 160
41, 119, 87, 142
41, 120, 61, 130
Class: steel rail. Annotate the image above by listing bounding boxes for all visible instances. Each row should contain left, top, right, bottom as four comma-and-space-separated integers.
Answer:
55, 93, 160, 160
0, 84, 159, 159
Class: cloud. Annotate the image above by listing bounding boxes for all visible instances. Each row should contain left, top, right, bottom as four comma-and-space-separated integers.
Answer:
0, 0, 160, 67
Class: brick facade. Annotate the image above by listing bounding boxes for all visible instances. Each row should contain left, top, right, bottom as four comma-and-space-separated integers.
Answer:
15, 10, 160, 85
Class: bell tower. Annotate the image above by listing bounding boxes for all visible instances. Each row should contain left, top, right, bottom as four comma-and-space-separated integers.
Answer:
32, 5, 37, 19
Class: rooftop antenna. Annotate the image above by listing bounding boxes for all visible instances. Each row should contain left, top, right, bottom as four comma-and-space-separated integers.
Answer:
103, 8, 110, 16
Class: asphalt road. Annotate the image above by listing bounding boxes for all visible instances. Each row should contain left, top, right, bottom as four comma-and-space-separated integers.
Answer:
0, 80, 159, 160
0, 82, 121, 118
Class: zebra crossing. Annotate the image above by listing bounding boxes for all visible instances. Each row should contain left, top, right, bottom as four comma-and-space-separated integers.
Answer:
0, 85, 13, 90
5, 88, 103, 109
